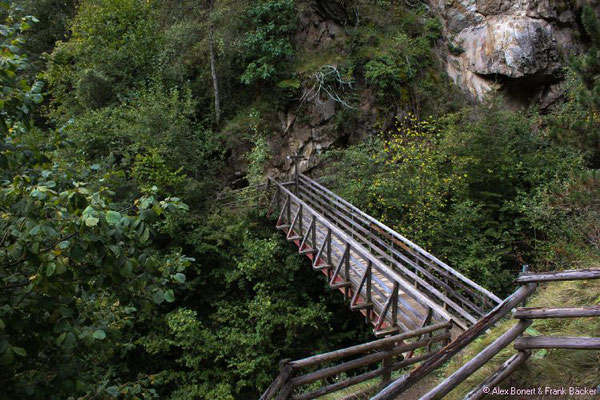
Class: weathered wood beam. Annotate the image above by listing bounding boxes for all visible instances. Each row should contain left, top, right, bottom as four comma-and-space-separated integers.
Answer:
514, 336, 600, 350
514, 305, 600, 319
463, 351, 531, 400
419, 320, 532, 400
516, 268, 600, 283
260, 359, 293, 400
288, 333, 451, 388
371, 283, 537, 400
290, 321, 452, 369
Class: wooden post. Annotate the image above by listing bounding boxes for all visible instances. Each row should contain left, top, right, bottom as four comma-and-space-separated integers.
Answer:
380, 343, 394, 390
289, 154, 302, 195
391, 282, 399, 328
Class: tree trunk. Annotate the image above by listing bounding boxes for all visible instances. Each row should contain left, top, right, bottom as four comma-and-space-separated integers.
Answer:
208, 0, 221, 125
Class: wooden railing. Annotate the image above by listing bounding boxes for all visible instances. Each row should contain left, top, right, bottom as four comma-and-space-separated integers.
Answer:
296, 175, 501, 330
269, 177, 453, 334
373, 267, 600, 400
260, 322, 452, 400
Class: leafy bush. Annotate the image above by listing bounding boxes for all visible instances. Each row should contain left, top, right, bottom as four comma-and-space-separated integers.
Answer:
0, 15, 193, 398
45, 0, 161, 118
240, 0, 296, 85
326, 99, 583, 294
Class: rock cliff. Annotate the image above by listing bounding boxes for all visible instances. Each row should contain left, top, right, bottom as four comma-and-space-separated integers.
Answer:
263, 0, 592, 179
431, 0, 588, 107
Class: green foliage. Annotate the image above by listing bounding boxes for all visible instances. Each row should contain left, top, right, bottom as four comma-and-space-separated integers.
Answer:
63, 85, 223, 202
240, 0, 295, 85
0, 17, 193, 398
0, 13, 43, 135
326, 99, 583, 293
131, 148, 187, 196
45, 0, 161, 118
123, 210, 371, 399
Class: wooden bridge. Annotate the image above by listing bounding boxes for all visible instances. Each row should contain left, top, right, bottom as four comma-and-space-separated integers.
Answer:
268, 174, 501, 335
251, 174, 600, 400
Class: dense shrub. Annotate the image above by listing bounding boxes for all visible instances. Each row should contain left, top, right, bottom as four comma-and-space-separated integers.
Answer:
326, 100, 584, 294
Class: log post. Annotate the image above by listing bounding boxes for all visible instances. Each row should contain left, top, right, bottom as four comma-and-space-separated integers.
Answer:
380, 343, 394, 390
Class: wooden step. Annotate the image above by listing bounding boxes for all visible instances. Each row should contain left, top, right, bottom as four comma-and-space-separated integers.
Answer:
313, 264, 332, 271
276, 224, 290, 230
287, 235, 303, 241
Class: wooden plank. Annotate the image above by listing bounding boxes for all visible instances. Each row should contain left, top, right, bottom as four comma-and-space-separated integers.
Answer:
514, 336, 600, 350
371, 284, 537, 400
288, 333, 451, 387
419, 320, 532, 400
516, 268, 600, 283
463, 351, 531, 400
514, 305, 600, 319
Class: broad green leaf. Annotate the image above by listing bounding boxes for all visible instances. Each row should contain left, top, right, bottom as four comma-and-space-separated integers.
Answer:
92, 329, 106, 340
29, 225, 41, 235
105, 210, 121, 225
153, 290, 164, 304
105, 386, 119, 396
0, 347, 14, 366
12, 346, 26, 357
85, 217, 99, 227
46, 262, 56, 277
70, 245, 85, 261
55, 332, 67, 345
58, 240, 70, 249
164, 289, 175, 303
140, 226, 150, 243
173, 273, 186, 283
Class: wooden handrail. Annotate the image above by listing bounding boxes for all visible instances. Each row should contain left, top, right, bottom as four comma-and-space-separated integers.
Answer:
514, 336, 600, 350
373, 268, 600, 400
516, 268, 600, 283
290, 321, 451, 369
295, 184, 482, 327
463, 351, 531, 400
260, 323, 451, 400
419, 320, 532, 400
514, 305, 600, 319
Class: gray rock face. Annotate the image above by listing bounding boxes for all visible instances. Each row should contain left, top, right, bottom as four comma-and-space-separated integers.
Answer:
431, 0, 584, 104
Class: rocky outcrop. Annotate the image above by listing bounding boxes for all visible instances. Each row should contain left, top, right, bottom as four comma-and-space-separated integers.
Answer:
265, 3, 376, 179
430, 0, 586, 106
